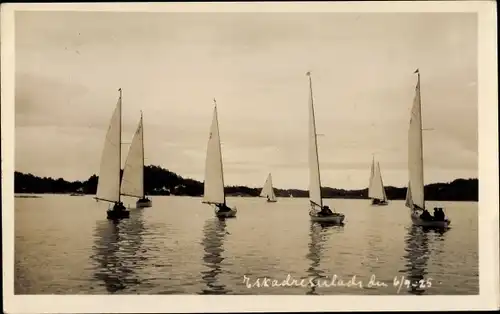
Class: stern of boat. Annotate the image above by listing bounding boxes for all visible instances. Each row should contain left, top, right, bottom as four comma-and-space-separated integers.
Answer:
136, 198, 152, 208
309, 210, 345, 224
107, 202, 130, 220
214, 206, 237, 218
411, 210, 450, 229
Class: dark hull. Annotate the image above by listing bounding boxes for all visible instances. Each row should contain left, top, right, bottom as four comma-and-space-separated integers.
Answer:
136, 198, 152, 208
309, 210, 345, 224
411, 211, 450, 229
214, 206, 237, 218
371, 199, 389, 206
107, 203, 130, 220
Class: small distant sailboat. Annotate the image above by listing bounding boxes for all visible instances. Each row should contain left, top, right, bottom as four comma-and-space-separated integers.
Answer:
95, 88, 129, 220
202, 99, 237, 218
260, 173, 278, 203
120, 111, 152, 208
406, 69, 450, 228
368, 156, 389, 206
306, 72, 345, 224
70, 187, 85, 196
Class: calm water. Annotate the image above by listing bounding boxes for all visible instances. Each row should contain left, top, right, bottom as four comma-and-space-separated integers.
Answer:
14, 195, 478, 295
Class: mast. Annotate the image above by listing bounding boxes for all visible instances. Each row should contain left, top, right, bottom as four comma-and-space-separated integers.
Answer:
118, 87, 122, 204
140, 110, 145, 199
214, 98, 226, 205
307, 71, 323, 207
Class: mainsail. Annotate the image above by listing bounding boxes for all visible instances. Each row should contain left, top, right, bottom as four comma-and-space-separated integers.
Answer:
406, 69, 425, 210
203, 101, 226, 205
368, 156, 375, 195
120, 113, 145, 199
260, 173, 277, 201
368, 159, 388, 202
96, 90, 122, 203
307, 72, 323, 209
405, 181, 413, 208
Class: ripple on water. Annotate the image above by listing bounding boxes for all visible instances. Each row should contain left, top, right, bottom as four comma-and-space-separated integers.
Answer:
14, 197, 479, 295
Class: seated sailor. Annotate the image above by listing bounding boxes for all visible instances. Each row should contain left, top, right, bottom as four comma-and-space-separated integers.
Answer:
419, 209, 433, 221
433, 208, 439, 220
216, 203, 232, 212
113, 201, 126, 211
437, 208, 446, 221
318, 205, 334, 216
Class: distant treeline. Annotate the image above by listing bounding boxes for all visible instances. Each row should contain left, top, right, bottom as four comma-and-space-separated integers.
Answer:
14, 165, 478, 201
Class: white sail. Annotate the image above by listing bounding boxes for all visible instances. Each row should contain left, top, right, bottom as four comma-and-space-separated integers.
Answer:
307, 72, 323, 209
368, 160, 387, 201
120, 114, 144, 199
96, 94, 122, 203
380, 162, 388, 201
406, 70, 425, 210
260, 173, 277, 201
367, 156, 375, 195
405, 181, 413, 208
203, 104, 226, 205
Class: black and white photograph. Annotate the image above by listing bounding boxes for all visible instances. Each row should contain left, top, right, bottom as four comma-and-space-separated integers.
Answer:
1, 1, 498, 313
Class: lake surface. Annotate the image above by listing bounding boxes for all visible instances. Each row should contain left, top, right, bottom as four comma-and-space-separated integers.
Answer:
14, 195, 478, 295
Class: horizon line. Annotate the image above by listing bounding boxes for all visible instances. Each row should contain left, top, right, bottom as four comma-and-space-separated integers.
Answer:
14, 167, 478, 192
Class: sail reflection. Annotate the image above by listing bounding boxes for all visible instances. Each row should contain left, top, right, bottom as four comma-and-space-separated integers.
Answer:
199, 218, 230, 294
402, 225, 446, 295
306, 222, 343, 295
91, 209, 145, 293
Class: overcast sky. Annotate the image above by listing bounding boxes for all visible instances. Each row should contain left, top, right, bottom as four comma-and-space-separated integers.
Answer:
15, 11, 478, 189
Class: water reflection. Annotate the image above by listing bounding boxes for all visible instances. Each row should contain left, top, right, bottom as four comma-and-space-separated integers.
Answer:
306, 222, 343, 295
90, 209, 145, 293
199, 218, 230, 294
402, 225, 446, 295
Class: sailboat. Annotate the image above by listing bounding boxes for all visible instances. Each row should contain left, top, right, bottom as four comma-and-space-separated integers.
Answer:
260, 173, 278, 203
120, 111, 152, 208
306, 72, 345, 224
95, 88, 130, 220
368, 156, 389, 206
202, 99, 237, 218
406, 69, 450, 228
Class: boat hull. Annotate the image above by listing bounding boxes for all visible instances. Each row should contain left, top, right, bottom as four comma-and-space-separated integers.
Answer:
371, 199, 389, 206
309, 211, 345, 224
215, 207, 237, 218
136, 198, 152, 208
107, 203, 130, 220
410, 211, 450, 228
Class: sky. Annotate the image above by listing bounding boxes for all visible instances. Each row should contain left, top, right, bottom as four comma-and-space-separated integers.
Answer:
14, 11, 478, 190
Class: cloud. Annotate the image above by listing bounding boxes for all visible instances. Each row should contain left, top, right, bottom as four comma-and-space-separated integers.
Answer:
14, 11, 478, 189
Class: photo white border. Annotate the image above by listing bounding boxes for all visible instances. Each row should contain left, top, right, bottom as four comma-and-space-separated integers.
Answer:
1, 1, 498, 313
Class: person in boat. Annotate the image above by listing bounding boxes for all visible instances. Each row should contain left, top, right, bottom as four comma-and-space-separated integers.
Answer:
318, 205, 334, 216
113, 201, 125, 211
436, 208, 446, 221
441, 208, 447, 220
432, 207, 439, 220
432, 208, 439, 220
216, 203, 232, 212
419, 209, 433, 221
